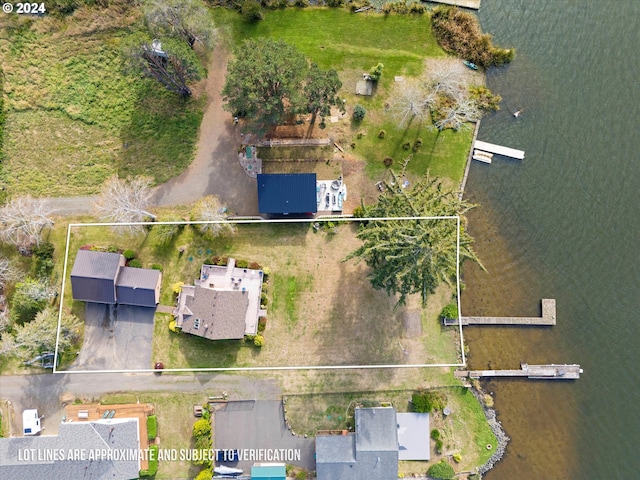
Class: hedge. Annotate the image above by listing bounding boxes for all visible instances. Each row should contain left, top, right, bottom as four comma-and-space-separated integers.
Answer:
140, 444, 159, 477
147, 415, 157, 440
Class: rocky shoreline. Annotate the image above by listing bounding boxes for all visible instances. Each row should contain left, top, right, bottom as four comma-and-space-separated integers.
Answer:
470, 387, 510, 476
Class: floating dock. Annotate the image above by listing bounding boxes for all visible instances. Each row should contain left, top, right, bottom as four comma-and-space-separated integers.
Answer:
455, 363, 583, 380
472, 150, 494, 163
445, 299, 556, 326
474, 140, 525, 160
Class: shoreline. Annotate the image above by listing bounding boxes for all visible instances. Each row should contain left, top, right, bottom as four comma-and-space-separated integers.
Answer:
469, 386, 510, 475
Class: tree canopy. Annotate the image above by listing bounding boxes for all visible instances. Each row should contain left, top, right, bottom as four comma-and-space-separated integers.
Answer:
222, 39, 341, 132
347, 171, 481, 308
143, 0, 217, 49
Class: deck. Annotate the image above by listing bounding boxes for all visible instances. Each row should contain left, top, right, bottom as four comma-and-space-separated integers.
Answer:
474, 140, 525, 160
445, 299, 556, 326
455, 363, 583, 380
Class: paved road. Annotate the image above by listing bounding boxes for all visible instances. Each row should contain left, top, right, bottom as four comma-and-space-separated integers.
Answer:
0, 372, 281, 436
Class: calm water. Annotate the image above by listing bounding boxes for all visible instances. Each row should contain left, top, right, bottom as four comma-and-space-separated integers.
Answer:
461, 1, 640, 479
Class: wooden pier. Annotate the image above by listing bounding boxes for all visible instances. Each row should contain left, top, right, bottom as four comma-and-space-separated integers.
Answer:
455, 363, 583, 380
427, 0, 481, 9
445, 299, 556, 326
474, 140, 525, 160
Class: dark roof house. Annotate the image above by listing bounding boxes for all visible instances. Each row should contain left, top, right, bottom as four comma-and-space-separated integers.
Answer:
0, 419, 140, 480
71, 250, 161, 308
316, 407, 399, 480
257, 173, 317, 217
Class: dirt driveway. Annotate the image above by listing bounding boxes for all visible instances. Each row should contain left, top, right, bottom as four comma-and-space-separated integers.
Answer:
68, 303, 155, 372
151, 48, 259, 215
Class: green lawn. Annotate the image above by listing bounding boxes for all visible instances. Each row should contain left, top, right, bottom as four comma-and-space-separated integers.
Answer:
0, 6, 204, 197
212, 7, 470, 184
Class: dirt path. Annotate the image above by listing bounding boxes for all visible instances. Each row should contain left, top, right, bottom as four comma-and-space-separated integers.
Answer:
151, 47, 259, 215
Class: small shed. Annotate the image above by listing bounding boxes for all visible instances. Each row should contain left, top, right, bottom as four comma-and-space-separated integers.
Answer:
23, 409, 42, 435
257, 173, 317, 217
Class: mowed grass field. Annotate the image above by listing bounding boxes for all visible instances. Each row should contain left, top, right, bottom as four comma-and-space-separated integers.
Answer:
213, 7, 473, 183
56, 219, 461, 370
0, 4, 205, 197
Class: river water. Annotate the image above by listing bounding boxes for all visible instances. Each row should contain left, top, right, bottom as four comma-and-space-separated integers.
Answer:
461, 1, 640, 478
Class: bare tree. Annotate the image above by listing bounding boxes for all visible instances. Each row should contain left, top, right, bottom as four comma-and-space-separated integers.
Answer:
0, 196, 55, 250
94, 176, 156, 233
390, 80, 430, 128
190, 195, 235, 239
431, 89, 481, 131
0, 309, 10, 336
143, 0, 217, 49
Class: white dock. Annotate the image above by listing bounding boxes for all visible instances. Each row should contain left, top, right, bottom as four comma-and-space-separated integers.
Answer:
455, 363, 583, 380
474, 140, 525, 160
472, 150, 493, 164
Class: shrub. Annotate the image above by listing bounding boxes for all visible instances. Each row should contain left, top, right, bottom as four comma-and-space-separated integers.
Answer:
469, 85, 502, 111
147, 415, 158, 440
258, 317, 267, 333
350, 142, 357, 149
369, 62, 384, 81
10, 278, 49, 325
195, 469, 213, 480
431, 6, 515, 67
216, 256, 228, 266
440, 303, 459, 321
248, 261, 262, 270
431, 429, 441, 440
151, 264, 164, 272
260, 293, 268, 305
378, 129, 386, 138
325, 0, 344, 6
107, 245, 120, 253
435, 439, 444, 453
427, 460, 454, 479
140, 444, 159, 477
293, 0, 309, 6
123, 250, 136, 260
414, 138, 423, 147
411, 390, 446, 413
295, 471, 308, 480
353, 104, 366, 121
33, 242, 55, 260
128, 259, 143, 268
402, 141, 412, 150
236, 259, 249, 268
348, 0, 370, 12
193, 418, 211, 437
383, 157, 393, 167
262, 266, 271, 278
172, 282, 184, 294
453, 452, 462, 463
240, 0, 263, 21
253, 334, 264, 347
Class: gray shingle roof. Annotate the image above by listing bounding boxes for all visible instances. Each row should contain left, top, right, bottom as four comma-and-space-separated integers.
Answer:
181, 287, 249, 340
115, 267, 161, 307
315, 407, 399, 480
70, 250, 124, 304
257, 173, 317, 215
0, 419, 140, 480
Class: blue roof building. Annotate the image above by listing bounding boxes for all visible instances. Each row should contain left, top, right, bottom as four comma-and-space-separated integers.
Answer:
257, 174, 317, 217
250, 463, 287, 479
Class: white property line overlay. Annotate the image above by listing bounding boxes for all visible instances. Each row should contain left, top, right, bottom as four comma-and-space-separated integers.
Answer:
54, 216, 466, 374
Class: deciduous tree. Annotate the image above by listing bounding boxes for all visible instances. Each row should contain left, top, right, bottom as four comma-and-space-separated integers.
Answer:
190, 195, 235, 239
0, 307, 80, 362
0, 256, 20, 286
143, 0, 217, 49
222, 39, 307, 131
346, 171, 481, 308
10, 277, 56, 325
303, 63, 342, 125
0, 196, 55, 250
130, 38, 203, 97
94, 176, 156, 234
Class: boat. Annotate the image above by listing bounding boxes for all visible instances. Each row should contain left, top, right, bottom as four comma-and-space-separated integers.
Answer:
214, 465, 243, 475
463, 60, 479, 70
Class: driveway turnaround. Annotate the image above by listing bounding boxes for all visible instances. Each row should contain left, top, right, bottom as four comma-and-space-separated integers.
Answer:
68, 303, 155, 371
215, 400, 315, 473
